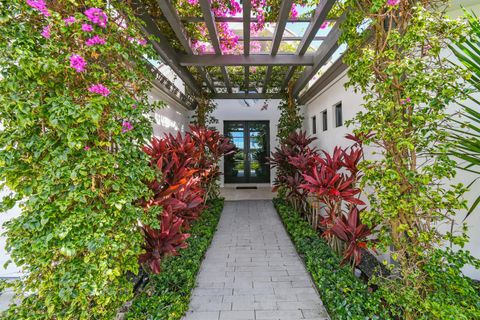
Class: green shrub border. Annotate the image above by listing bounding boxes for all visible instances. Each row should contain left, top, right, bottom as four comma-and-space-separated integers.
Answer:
273, 198, 380, 320
126, 198, 224, 320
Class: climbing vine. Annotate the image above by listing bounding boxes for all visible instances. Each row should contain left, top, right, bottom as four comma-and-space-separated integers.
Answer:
192, 95, 218, 127
277, 90, 303, 143
341, 0, 480, 318
0, 1, 160, 318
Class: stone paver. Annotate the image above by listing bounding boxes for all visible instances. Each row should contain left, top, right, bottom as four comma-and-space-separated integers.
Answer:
183, 200, 330, 320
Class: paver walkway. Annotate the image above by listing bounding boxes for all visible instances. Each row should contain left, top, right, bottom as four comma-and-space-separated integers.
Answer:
183, 200, 330, 320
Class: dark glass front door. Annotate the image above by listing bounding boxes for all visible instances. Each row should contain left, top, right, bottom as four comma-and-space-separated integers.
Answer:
224, 121, 270, 183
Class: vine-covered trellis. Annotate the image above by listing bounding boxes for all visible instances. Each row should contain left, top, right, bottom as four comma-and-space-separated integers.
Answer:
129, 0, 343, 101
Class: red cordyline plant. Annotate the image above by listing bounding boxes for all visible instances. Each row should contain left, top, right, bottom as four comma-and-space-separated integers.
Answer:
295, 133, 376, 267
268, 131, 318, 209
189, 125, 236, 200
140, 127, 234, 273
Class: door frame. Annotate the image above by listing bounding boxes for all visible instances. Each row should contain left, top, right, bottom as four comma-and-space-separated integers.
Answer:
223, 120, 271, 184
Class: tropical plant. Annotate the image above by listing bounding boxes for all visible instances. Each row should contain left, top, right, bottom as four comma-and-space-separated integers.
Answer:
268, 131, 318, 208
330, 206, 373, 266
126, 199, 224, 320
140, 127, 234, 274
189, 125, 236, 200
298, 134, 372, 266
450, 9, 480, 218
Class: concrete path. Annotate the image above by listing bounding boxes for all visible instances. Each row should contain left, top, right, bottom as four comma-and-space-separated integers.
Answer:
183, 200, 330, 320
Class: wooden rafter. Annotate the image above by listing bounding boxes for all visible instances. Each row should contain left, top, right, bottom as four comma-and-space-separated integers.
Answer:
263, 0, 293, 93
178, 54, 315, 66
130, 1, 199, 93
244, 0, 251, 93
157, 0, 215, 94
282, 0, 337, 89
199, 0, 232, 93
213, 93, 284, 99
292, 15, 345, 97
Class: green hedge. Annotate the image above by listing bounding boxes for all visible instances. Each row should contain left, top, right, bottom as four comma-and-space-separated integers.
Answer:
126, 198, 224, 320
273, 198, 387, 320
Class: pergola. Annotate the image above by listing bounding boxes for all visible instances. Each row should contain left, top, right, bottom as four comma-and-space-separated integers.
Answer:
130, 0, 346, 109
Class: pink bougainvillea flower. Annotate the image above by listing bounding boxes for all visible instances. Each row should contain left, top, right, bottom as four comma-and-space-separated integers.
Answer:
400, 97, 411, 105
320, 21, 329, 29
132, 104, 137, 109
187, 0, 199, 5
84, 8, 108, 28
84, 145, 91, 151
69, 54, 87, 72
88, 83, 110, 96
290, 4, 298, 19
122, 121, 133, 133
81, 23, 93, 32
386, 0, 400, 6
26, 0, 50, 17
64, 16, 76, 26
41, 25, 51, 39
128, 37, 147, 46
85, 35, 106, 46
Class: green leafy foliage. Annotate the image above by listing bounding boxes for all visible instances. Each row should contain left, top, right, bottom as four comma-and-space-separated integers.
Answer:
0, 1, 160, 318
273, 198, 385, 320
126, 198, 224, 320
277, 98, 303, 143
340, 0, 480, 318
450, 9, 480, 218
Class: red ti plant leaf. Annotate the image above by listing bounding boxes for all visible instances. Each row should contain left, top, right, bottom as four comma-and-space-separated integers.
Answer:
268, 131, 318, 202
330, 206, 373, 266
139, 206, 190, 274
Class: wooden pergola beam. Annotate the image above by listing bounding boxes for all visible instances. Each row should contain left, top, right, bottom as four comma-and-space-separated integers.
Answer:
297, 57, 348, 105
244, 0, 251, 93
243, 0, 251, 55
130, 1, 200, 92
292, 16, 345, 97
178, 54, 315, 66
157, 0, 215, 93
282, 0, 336, 89
237, 36, 326, 42
199, 0, 232, 93
181, 16, 314, 23
212, 93, 284, 99
263, 0, 293, 93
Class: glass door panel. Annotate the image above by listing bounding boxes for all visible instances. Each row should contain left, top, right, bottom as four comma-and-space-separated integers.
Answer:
224, 122, 246, 183
224, 121, 270, 184
247, 122, 270, 183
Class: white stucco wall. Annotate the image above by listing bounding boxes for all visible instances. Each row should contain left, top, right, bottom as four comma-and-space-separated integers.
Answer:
208, 99, 282, 186
148, 85, 190, 137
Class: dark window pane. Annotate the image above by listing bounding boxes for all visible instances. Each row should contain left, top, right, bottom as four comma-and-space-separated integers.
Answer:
312, 116, 317, 134
322, 110, 328, 131
335, 103, 343, 127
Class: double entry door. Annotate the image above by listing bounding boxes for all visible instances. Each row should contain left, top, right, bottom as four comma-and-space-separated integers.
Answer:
224, 121, 270, 184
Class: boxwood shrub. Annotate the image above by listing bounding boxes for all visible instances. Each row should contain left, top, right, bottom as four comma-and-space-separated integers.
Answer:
125, 198, 224, 320
273, 198, 388, 320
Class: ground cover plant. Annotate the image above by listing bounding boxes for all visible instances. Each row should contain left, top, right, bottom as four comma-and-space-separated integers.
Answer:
126, 198, 224, 320
273, 198, 388, 320
0, 1, 160, 318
